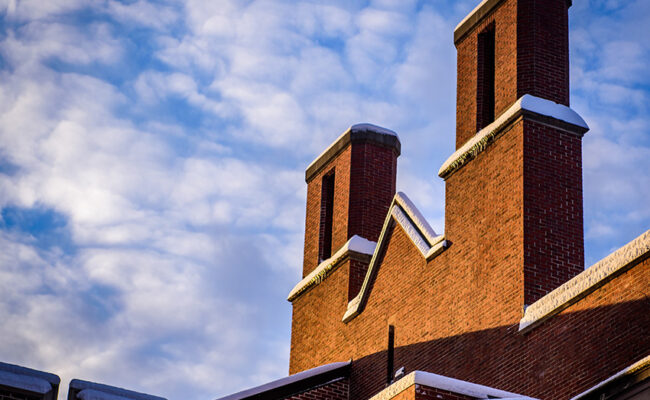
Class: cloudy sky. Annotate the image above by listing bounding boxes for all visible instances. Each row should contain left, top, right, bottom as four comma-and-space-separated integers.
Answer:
0, 0, 648, 399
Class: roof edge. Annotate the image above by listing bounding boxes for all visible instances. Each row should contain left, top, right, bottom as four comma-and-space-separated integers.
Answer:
68, 380, 167, 400
519, 229, 650, 333
369, 370, 537, 400
215, 361, 351, 400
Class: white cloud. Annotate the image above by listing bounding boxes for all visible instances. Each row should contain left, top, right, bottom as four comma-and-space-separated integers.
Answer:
0, 1, 648, 400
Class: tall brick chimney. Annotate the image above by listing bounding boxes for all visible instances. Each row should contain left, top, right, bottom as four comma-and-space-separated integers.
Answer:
302, 124, 400, 279
442, 0, 588, 305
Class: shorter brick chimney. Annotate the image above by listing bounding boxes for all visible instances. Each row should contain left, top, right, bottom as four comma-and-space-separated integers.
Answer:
302, 124, 400, 279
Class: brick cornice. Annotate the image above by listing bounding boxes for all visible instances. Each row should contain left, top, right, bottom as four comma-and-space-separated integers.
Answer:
305, 123, 400, 182
454, 0, 572, 45
519, 229, 650, 333
439, 94, 588, 180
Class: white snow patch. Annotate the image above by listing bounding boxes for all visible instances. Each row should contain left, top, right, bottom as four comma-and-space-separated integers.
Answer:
519, 95, 588, 129
347, 234, 379, 255
287, 235, 376, 301
306, 123, 398, 172
369, 370, 537, 400
392, 206, 430, 255
69, 380, 165, 400
0, 371, 52, 394
216, 361, 350, 400
395, 192, 438, 243
519, 229, 650, 332
569, 355, 650, 400
439, 94, 588, 177
349, 123, 398, 137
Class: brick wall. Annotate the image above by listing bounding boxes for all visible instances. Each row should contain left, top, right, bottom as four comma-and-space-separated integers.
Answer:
414, 385, 476, 400
289, 1, 647, 400
303, 142, 397, 278
284, 378, 348, 400
455, 0, 570, 147
290, 115, 648, 398
523, 119, 584, 304
517, 0, 570, 106
455, 0, 517, 148
303, 146, 353, 278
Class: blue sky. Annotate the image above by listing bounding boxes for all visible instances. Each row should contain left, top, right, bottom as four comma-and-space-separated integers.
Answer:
0, 0, 648, 399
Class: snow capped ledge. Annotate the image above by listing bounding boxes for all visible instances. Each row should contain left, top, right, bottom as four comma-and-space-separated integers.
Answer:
343, 192, 448, 323
0, 361, 60, 395
519, 229, 650, 333
569, 355, 650, 400
305, 123, 401, 182
216, 361, 350, 400
287, 235, 376, 302
438, 95, 588, 179
369, 371, 537, 400
69, 380, 167, 400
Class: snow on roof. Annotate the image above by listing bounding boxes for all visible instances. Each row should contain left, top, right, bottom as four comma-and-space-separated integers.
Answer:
287, 235, 376, 301
0, 370, 53, 394
69, 380, 166, 400
519, 229, 650, 333
439, 94, 588, 179
569, 355, 650, 400
394, 192, 438, 243
216, 361, 351, 400
306, 123, 398, 173
343, 192, 447, 323
0, 361, 60, 394
369, 370, 537, 400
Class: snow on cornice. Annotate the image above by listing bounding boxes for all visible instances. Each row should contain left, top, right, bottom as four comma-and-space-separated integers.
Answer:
343, 192, 448, 323
519, 229, 650, 333
69, 380, 166, 400
369, 370, 537, 400
216, 361, 350, 400
0, 371, 53, 394
438, 95, 588, 179
287, 235, 376, 302
569, 355, 650, 400
0, 362, 59, 395
306, 123, 399, 181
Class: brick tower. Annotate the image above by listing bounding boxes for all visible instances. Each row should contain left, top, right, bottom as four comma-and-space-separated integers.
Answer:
298, 123, 400, 301
445, 0, 588, 305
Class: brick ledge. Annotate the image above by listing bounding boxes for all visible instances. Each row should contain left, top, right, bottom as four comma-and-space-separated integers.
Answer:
519, 229, 650, 333
438, 94, 588, 180
369, 371, 536, 400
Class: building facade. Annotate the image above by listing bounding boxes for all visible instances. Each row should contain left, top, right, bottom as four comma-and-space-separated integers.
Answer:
219, 0, 650, 399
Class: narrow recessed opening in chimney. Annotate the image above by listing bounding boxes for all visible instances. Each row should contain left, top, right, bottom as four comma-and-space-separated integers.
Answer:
477, 23, 495, 131
318, 170, 335, 262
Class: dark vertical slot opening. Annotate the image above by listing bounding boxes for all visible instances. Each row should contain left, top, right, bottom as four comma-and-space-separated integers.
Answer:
318, 170, 335, 262
386, 325, 395, 385
477, 24, 495, 131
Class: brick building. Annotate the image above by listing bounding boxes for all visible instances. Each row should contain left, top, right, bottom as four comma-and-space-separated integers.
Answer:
217, 0, 650, 399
